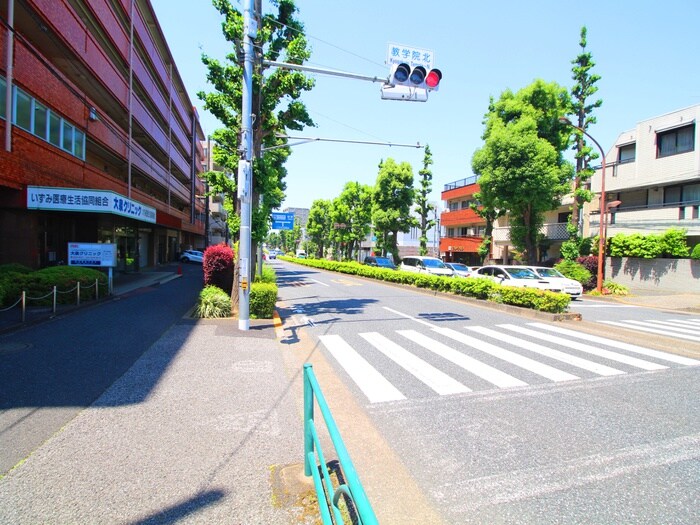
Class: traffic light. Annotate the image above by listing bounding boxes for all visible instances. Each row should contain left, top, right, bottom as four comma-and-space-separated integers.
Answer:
389, 62, 442, 91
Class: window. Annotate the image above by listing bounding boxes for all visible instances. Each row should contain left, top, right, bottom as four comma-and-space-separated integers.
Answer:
14, 88, 32, 131
658, 124, 695, 157
0, 76, 85, 160
461, 199, 471, 209
34, 102, 48, 140
0, 78, 5, 120
48, 112, 61, 147
618, 143, 636, 163
449, 201, 459, 211
664, 186, 681, 205
447, 228, 455, 237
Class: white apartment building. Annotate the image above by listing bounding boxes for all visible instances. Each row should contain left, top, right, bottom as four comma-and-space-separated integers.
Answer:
588, 104, 699, 247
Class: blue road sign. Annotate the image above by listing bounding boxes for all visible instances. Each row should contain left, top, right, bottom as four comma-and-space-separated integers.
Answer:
271, 212, 295, 230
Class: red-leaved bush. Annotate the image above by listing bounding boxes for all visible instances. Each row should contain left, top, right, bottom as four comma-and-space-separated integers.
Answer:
576, 256, 598, 290
203, 244, 235, 293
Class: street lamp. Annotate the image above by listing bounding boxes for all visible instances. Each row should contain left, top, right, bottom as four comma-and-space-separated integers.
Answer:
559, 117, 607, 293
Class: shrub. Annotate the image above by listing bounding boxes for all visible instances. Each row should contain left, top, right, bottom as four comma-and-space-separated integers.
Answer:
203, 244, 234, 293
250, 282, 277, 319
255, 264, 276, 284
491, 286, 570, 313
692, 244, 700, 260
660, 228, 690, 257
0, 266, 108, 306
576, 256, 599, 291
554, 260, 592, 286
196, 285, 231, 318
602, 280, 629, 296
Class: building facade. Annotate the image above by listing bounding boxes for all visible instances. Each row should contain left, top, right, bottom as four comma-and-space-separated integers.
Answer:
0, 0, 206, 271
587, 104, 699, 248
201, 138, 229, 248
440, 175, 571, 265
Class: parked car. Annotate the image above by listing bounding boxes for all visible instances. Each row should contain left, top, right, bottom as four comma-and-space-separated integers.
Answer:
267, 250, 277, 260
400, 256, 454, 277
474, 265, 564, 293
295, 249, 307, 259
445, 262, 477, 278
180, 250, 204, 264
363, 256, 397, 270
524, 266, 583, 298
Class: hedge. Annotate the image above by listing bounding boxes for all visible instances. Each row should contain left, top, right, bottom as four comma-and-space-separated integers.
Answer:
279, 256, 571, 314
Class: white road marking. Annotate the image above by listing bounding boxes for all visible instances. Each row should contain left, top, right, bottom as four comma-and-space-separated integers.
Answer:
466, 326, 620, 376
600, 320, 700, 343
359, 332, 471, 395
500, 324, 667, 371
309, 278, 330, 287
383, 306, 438, 328
528, 322, 700, 366
319, 334, 405, 403
397, 330, 527, 388
433, 327, 579, 382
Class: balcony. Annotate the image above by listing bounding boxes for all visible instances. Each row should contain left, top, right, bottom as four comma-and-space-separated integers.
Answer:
441, 207, 483, 227
493, 222, 569, 242
442, 176, 480, 201
593, 201, 700, 236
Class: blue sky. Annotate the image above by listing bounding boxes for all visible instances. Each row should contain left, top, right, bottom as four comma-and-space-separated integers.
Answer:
151, 0, 700, 210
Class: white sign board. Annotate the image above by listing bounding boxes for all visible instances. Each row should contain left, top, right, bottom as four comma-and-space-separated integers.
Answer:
68, 243, 117, 267
27, 186, 157, 224
386, 43, 434, 69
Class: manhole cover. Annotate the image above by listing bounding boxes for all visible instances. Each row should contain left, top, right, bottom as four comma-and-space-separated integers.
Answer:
0, 342, 32, 354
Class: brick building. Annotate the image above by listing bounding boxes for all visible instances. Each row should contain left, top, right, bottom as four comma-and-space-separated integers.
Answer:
0, 0, 206, 271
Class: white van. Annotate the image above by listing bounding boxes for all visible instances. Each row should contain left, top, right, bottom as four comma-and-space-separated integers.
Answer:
295, 249, 307, 259
399, 256, 454, 277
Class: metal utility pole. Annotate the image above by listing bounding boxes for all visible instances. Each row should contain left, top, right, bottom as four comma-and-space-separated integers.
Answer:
238, 0, 255, 330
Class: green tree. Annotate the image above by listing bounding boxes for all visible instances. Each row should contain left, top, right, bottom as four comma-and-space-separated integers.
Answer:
472, 80, 573, 264
199, 0, 315, 263
415, 145, 436, 256
306, 199, 332, 258
329, 182, 373, 261
562, 26, 602, 260
372, 158, 416, 262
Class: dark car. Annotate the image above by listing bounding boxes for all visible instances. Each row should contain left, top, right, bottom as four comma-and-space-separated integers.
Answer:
363, 256, 397, 270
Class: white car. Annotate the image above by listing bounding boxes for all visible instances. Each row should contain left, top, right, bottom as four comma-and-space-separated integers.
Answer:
445, 262, 478, 278
180, 250, 204, 263
400, 256, 454, 277
524, 266, 583, 298
475, 265, 564, 293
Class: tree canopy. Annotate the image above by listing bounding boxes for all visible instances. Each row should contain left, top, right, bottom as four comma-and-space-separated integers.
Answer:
472, 80, 573, 264
372, 158, 416, 262
198, 0, 315, 246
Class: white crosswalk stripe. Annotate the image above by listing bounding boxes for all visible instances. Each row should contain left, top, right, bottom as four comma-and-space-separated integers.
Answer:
433, 327, 580, 382
528, 322, 700, 366
318, 334, 405, 403
359, 332, 471, 395
397, 330, 527, 389
599, 320, 700, 342
465, 326, 620, 376
318, 322, 699, 405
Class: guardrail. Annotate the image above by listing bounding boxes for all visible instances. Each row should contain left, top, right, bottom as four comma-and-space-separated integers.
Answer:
303, 363, 378, 524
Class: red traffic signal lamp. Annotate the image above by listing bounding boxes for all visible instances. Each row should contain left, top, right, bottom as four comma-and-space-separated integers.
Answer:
390, 62, 442, 91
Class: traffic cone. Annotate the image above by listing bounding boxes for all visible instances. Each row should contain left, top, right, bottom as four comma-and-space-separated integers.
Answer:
177, 265, 182, 275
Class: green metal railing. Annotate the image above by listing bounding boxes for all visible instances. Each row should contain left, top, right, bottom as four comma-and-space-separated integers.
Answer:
303, 363, 378, 524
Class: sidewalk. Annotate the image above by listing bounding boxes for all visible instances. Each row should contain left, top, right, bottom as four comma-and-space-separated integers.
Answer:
587, 286, 700, 313
0, 264, 184, 333
0, 277, 309, 523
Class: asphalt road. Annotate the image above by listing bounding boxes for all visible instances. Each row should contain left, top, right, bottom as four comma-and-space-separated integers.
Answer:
274, 260, 700, 524
0, 264, 203, 475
